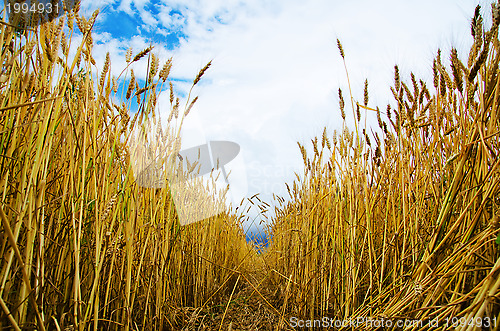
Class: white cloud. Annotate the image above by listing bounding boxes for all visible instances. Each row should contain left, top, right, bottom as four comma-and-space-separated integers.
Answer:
159, 0, 481, 220
86, 0, 487, 226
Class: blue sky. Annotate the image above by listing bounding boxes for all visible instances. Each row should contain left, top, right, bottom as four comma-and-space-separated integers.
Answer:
6, 0, 490, 231
82, 0, 489, 231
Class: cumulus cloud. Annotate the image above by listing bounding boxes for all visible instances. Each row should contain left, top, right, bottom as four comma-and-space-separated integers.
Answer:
77, 0, 482, 227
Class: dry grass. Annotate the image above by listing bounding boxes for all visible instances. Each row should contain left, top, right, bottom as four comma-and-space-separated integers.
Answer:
267, 3, 500, 330
0, 6, 257, 331
1, 3, 500, 331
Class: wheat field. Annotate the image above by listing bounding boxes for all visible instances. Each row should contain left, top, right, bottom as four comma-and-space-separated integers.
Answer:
0, 2, 499, 331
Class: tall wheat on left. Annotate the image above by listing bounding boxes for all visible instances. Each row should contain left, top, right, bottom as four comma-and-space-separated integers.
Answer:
0, 6, 252, 331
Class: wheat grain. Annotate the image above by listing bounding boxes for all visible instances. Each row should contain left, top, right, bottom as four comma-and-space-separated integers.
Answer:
88, 9, 99, 29
112, 76, 118, 93
193, 60, 212, 86
100, 52, 110, 88
440, 71, 447, 97
471, 5, 482, 38
132, 46, 153, 63
75, 13, 87, 34
173, 97, 180, 118
149, 53, 159, 84
158, 57, 173, 82
469, 41, 489, 82
432, 60, 440, 91
363, 79, 369, 106
60, 32, 68, 56
337, 39, 345, 59
169, 82, 174, 105
338, 88, 345, 120
25, 38, 36, 56
135, 81, 140, 104
125, 47, 132, 63
450, 49, 463, 93
185, 96, 198, 116
126, 69, 135, 99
